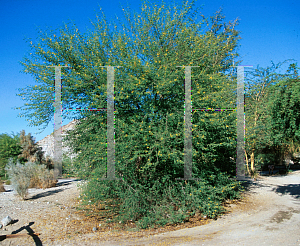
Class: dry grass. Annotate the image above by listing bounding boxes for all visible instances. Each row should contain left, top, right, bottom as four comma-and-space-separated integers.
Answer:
29, 172, 58, 189
0, 181, 6, 192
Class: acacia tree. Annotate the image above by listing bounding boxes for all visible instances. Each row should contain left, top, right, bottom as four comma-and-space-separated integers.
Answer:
16, 0, 244, 229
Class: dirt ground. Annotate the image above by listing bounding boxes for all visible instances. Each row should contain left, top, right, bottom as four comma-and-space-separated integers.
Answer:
1, 170, 300, 246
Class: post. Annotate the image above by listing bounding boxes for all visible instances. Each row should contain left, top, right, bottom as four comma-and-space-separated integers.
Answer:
236, 65, 252, 180
47, 65, 69, 179
100, 66, 122, 180
176, 66, 200, 181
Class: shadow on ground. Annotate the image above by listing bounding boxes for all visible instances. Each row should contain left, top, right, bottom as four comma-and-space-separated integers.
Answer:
272, 184, 300, 199
28, 187, 69, 200
0, 222, 42, 246
238, 179, 272, 194
55, 178, 82, 187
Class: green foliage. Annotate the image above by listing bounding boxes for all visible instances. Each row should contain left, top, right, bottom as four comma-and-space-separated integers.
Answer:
267, 63, 300, 155
17, 0, 247, 229
0, 132, 22, 178
244, 60, 300, 169
79, 168, 243, 229
15, 0, 239, 130
61, 153, 77, 177
0, 130, 47, 179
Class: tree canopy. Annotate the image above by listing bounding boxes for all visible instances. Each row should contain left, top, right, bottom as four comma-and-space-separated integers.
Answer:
15, 0, 256, 229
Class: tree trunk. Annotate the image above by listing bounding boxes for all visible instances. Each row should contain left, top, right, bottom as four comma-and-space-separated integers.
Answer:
250, 108, 258, 173
250, 149, 255, 173
245, 149, 250, 175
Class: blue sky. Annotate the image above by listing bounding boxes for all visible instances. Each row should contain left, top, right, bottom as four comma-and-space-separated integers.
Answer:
0, 0, 299, 142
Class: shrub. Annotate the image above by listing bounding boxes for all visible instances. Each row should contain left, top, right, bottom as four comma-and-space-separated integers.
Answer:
79, 166, 243, 230
5, 158, 33, 199
5, 158, 58, 199
38, 168, 58, 189
28, 164, 58, 189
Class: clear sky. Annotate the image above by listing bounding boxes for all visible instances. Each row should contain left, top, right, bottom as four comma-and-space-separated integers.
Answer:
0, 0, 299, 142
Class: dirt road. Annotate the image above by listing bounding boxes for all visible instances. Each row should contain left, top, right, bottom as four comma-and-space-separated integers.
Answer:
94, 171, 300, 246
1, 172, 300, 245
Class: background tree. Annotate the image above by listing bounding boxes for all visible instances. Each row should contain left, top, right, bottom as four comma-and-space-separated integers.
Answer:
17, 0, 245, 229
265, 62, 300, 165
18, 130, 44, 164
0, 132, 22, 178
0, 130, 53, 180
244, 61, 292, 173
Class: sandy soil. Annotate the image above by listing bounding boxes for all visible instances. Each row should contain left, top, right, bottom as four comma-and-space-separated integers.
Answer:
1, 171, 300, 246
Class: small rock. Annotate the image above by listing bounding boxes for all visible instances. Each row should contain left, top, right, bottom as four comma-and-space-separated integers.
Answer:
2, 216, 12, 227
92, 227, 97, 232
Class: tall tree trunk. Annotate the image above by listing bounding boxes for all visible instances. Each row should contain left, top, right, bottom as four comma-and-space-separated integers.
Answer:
250, 149, 255, 173
250, 108, 259, 173
245, 149, 250, 175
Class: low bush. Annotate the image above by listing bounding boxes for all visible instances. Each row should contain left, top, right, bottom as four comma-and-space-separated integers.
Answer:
78, 167, 243, 230
5, 158, 57, 199
5, 159, 32, 199
29, 165, 58, 189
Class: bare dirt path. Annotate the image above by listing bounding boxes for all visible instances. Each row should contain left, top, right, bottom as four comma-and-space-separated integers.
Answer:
1, 171, 300, 245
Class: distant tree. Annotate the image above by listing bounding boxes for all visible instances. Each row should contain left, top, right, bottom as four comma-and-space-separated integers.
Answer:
244, 61, 292, 173
266, 62, 300, 164
0, 132, 22, 177
18, 130, 44, 164
0, 130, 53, 179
